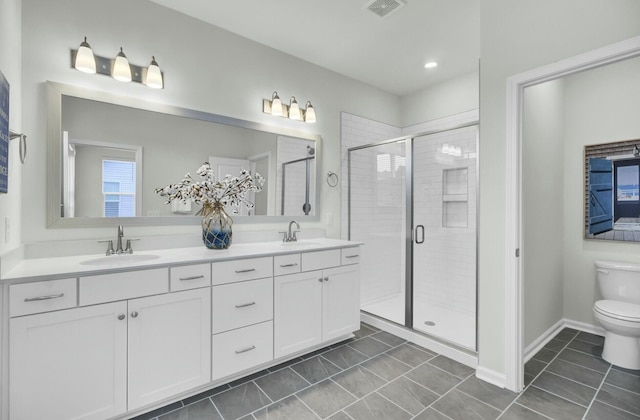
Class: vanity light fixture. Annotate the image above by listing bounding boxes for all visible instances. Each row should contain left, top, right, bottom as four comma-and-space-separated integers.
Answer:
424, 61, 438, 69
288, 97, 301, 120
145, 56, 163, 89
112, 47, 132, 82
71, 40, 164, 89
74, 37, 96, 74
263, 93, 317, 123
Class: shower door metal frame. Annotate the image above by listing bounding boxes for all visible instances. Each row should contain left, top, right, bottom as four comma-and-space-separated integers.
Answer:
348, 121, 479, 350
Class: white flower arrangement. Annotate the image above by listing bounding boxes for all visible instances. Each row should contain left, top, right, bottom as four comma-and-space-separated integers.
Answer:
155, 162, 265, 215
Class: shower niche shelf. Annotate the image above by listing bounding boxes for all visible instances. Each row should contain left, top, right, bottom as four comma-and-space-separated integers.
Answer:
442, 167, 468, 228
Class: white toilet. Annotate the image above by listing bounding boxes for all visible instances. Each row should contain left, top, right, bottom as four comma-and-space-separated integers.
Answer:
593, 260, 640, 370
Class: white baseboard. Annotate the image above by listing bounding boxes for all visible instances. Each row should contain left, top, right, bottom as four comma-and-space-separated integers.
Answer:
475, 366, 507, 388
524, 318, 605, 363
360, 312, 478, 369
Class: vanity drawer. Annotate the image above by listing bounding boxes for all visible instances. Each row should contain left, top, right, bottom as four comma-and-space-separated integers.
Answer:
170, 263, 211, 291
274, 254, 301, 276
212, 321, 273, 380
341, 247, 361, 265
10, 278, 77, 317
213, 278, 273, 334
79, 268, 168, 306
212, 257, 273, 285
301, 250, 341, 272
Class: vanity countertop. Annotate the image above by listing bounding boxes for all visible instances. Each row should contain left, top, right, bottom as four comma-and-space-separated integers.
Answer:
2, 238, 362, 283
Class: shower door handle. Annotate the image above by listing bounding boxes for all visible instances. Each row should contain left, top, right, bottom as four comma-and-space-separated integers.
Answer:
415, 225, 425, 244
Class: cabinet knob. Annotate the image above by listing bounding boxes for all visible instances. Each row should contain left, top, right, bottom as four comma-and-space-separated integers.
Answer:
324, 277, 329, 282
118, 314, 126, 320
131, 311, 139, 318
318, 278, 324, 282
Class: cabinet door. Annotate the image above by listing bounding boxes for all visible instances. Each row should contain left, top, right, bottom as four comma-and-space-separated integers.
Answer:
323, 265, 361, 341
128, 288, 211, 410
10, 302, 128, 420
274, 270, 323, 358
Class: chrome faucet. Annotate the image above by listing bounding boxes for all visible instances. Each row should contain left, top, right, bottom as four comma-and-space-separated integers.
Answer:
116, 225, 125, 254
287, 220, 300, 242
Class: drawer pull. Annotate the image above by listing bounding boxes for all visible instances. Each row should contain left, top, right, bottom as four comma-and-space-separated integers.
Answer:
279, 263, 299, 268
235, 345, 256, 354
235, 301, 256, 308
24, 293, 65, 302
179, 275, 205, 281
345, 255, 359, 259
234, 268, 256, 274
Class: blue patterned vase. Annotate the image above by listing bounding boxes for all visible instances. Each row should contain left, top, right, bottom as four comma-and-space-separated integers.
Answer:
201, 202, 233, 249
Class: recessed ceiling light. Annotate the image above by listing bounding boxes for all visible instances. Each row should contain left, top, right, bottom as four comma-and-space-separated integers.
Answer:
424, 61, 438, 69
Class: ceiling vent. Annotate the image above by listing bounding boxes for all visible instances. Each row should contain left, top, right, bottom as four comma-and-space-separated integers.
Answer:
365, 0, 407, 19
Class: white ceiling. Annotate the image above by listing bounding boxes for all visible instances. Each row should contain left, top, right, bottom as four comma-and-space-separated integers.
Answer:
150, 0, 480, 97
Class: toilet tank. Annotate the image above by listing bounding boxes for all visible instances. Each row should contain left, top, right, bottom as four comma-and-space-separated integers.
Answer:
595, 260, 640, 303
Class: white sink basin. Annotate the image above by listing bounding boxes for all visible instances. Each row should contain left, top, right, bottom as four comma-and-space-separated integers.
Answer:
80, 254, 161, 267
280, 240, 324, 249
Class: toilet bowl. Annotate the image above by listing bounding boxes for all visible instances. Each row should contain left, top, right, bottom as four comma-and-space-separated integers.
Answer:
593, 260, 640, 370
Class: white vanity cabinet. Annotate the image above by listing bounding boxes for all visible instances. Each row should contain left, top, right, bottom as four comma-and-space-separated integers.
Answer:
274, 248, 360, 358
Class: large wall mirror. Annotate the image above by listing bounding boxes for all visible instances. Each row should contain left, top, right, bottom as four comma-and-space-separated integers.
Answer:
46, 81, 321, 228
585, 139, 640, 241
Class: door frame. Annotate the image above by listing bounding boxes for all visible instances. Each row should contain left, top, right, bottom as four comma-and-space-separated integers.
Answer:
504, 35, 640, 391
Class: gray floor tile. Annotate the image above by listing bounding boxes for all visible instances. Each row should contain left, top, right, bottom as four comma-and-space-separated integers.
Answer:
575, 331, 605, 346
499, 403, 550, 419
254, 368, 310, 402
360, 353, 411, 381
253, 395, 319, 420
545, 358, 605, 388
291, 355, 342, 384
567, 339, 603, 357
516, 385, 586, 420
328, 411, 353, 420
406, 363, 462, 395
413, 407, 452, 420
429, 355, 475, 379
596, 383, 640, 416
543, 338, 569, 352
386, 343, 435, 367
371, 331, 407, 347
378, 376, 439, 415
408, 342, 437, 355
181, 384, 230, 406
344, 392, 412, 420
557, 348, 610, 373
531, 348, 557, 364
532, 372, 596, 407
606, 368, 640, 395
524, 373, 535, 387
296, 379, 356, 418
555, 328, 579, 342
267, 357, 304, 373
211, 382, 271, 420
158, 399, 221, 420
524, 359, 547, 378
457, 375, 518, 411
353, 323, 378, 339
300, 346, 332, 360
432, 388, 501, 420
585, 400, 640, 420
322, 345, 369, 369
238, 416, 255, 420
134, 401, 184, 420
612, 365, 640, 377
228, 370, 270, 388
348, 337, 391, 357
332, 365, 387, 398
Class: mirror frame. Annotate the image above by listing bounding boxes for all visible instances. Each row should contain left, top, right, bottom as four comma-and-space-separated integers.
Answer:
46, 81, 322, 228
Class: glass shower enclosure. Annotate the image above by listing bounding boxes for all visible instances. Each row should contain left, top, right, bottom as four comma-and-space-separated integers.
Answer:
349, 124, 478, 350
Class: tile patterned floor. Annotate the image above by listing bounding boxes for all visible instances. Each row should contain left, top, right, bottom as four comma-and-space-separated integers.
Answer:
133, 324, 640, 420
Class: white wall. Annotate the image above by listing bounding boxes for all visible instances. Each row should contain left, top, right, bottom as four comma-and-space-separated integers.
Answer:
522, 79, 566, 347
20, 0, 400, 244
478, 0, 640, 376
562, 56, 640, 325
0, 0, 22, 254
400, 72, 479, 128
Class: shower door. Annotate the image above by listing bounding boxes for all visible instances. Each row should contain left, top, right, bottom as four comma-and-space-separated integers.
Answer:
412, 126, 478, 350
349, 139, 409, 326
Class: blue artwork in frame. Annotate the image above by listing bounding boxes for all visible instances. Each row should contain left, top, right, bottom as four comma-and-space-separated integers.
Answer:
0, 69, 9, 193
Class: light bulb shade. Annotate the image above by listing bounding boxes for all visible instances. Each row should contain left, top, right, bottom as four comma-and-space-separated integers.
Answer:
271, 91, 283, 116
146, 56, 163, 89
75, 37, 96, 74
112, 47, 132, 82
288, 97, 301, 120
304, 101, 316, 123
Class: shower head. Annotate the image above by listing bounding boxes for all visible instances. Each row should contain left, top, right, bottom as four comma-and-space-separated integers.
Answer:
307, 145, 315, 156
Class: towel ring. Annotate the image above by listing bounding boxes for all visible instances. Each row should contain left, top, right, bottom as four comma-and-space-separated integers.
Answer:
326, 171, 339, 187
